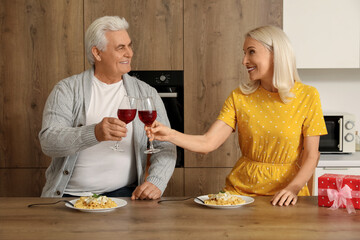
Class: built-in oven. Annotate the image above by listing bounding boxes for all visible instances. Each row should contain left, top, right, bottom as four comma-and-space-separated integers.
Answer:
128, 70, 184, 167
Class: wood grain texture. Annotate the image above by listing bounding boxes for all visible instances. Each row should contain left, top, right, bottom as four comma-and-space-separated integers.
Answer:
84, 0, 183, 70
162, 168, 184, 197
1, 196, 359, 239
184, 168, 231, 196
0, 169, 46, 197
0, 0, 84, 169
184, 0, 282, 168
0, 0, 83, 196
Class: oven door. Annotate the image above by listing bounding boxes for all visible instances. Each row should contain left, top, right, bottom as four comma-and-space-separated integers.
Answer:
319, 116, 342, 152
158, 92, 183, 131
158, 91, 184, 167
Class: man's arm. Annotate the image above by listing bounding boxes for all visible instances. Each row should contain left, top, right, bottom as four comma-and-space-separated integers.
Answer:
39, 83, 99, 157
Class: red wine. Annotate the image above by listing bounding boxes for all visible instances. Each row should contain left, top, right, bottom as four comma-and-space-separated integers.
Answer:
139, 110, 157, 126
118, 109, 136, 124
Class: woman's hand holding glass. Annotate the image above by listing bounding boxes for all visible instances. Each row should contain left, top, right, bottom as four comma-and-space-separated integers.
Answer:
145, 120, 174, 142
139, 97, 160, 154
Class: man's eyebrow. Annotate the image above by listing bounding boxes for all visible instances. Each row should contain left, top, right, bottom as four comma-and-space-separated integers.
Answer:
116, 41, 132, 49
116, 44, 125, 48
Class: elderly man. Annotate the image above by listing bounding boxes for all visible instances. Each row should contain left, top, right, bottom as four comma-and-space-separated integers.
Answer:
39, 16, 176, 200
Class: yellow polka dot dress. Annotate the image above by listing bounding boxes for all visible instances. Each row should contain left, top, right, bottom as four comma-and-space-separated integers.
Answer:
218, 82, 327, 196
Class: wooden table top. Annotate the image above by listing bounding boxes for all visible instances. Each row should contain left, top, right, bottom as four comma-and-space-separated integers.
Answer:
0, 196, 359, 240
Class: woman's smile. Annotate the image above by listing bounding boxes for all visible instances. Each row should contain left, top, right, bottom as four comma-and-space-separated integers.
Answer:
247, 66, 256, 73
242, 37, 273, 83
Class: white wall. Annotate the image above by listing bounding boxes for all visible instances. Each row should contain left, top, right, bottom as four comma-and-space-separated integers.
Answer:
298, 69, 360, 131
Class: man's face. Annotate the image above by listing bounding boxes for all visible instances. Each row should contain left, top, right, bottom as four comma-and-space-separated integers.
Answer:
96, 30, 133, 78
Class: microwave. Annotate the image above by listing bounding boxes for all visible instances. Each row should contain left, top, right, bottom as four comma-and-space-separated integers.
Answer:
319, 113, 356, 153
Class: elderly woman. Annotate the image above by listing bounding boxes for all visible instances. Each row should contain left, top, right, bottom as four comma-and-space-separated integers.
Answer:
147, 25, 327, 206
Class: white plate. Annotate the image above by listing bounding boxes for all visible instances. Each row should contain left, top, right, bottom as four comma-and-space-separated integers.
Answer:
65, 198, 127, 212
194, 195, 254, 209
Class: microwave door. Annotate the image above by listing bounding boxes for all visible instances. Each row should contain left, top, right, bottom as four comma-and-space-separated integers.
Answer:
319, 116, 341, 152
338, 118, 343, 151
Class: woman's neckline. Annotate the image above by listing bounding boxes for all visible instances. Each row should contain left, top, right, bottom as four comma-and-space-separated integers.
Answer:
258, 81, 300, 94
259, 84, 278, 94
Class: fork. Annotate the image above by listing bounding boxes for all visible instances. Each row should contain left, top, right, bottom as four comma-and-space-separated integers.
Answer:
195, 197, 205, 204
28, 200, 74, 208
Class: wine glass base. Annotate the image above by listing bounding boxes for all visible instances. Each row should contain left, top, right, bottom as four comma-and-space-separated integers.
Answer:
110, 146, 124, 152
144, 149, 161, 154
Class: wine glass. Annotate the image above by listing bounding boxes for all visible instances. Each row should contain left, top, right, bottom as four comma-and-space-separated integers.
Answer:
139, 97, 160, 154
110, 96, 138, 151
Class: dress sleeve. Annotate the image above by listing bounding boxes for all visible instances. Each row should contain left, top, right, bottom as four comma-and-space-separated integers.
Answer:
217, 92, 237, 130
302, 88, 328, 137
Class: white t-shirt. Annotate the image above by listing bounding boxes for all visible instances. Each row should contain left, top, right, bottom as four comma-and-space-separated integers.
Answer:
65, 76, 137, 196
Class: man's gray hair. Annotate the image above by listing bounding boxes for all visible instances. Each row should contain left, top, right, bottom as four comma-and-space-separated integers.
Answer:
85, 16, 129, 65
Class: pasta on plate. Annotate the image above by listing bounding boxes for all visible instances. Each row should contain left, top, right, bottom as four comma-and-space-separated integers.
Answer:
74, 195, 118, 209
205, 192, 245, 206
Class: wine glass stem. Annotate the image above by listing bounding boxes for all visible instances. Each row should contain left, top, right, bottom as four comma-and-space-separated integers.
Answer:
149, 140, 155, 151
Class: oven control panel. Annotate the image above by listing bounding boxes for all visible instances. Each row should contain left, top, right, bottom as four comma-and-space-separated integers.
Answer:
128, 70, 183, 86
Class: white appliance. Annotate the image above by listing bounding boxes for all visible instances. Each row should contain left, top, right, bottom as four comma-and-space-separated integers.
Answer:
320, 113, 356, 153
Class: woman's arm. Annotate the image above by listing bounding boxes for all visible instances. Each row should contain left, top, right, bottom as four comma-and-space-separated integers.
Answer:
147, 120, 234, 154
271, 135, 320, 206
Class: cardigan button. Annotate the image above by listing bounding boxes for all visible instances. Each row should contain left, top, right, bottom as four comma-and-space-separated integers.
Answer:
63, 170, 69, 175
56, 191, 61, 195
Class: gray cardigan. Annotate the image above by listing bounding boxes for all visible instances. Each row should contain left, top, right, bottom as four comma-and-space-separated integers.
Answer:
39, 67, 176, 197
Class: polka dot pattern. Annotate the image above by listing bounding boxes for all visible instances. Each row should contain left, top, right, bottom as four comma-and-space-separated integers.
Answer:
218, 82, 328, 196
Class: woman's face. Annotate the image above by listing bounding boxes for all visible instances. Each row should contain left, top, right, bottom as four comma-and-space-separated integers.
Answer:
242, 37, 274, 83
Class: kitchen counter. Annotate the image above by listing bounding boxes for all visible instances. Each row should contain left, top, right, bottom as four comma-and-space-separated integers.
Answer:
0, 196, 359, 240
318, 152, 360, 167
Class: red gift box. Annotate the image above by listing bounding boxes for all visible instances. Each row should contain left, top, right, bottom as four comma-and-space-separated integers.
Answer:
318, 174, 360, 211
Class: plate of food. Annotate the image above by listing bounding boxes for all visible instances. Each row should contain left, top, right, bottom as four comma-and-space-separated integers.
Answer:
194, 191, 254, 209
65, 194, 127, 212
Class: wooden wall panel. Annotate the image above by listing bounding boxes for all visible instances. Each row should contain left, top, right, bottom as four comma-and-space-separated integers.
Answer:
0, 0, 84, 168
184, 0, 282, 168
184, 168, 231, 196
84, 0, 183, 70
162, 168, 184, 197
0, 169, 46, 197
0, 0, 84, 196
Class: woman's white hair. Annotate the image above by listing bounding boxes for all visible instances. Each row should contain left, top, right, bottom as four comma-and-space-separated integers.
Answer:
240, 25, 301, 103
85, 16, 129, 65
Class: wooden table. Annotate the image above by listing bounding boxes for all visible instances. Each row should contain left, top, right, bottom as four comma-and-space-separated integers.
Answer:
0, 196, 359, 240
